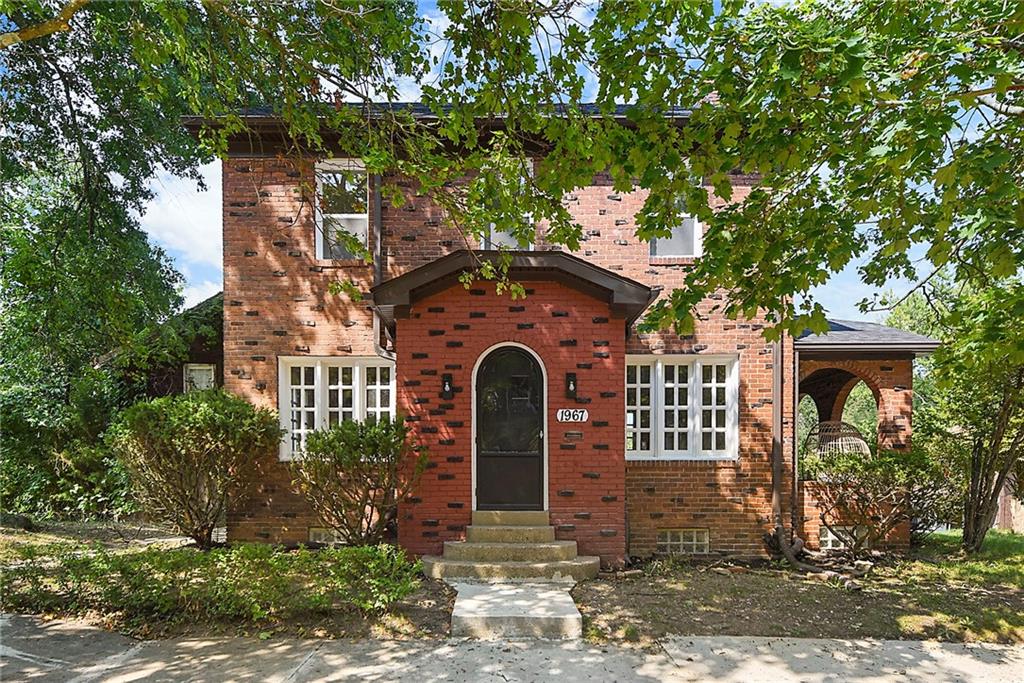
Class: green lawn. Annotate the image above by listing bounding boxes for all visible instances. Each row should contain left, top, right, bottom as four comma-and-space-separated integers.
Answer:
903, 529, 1024, 589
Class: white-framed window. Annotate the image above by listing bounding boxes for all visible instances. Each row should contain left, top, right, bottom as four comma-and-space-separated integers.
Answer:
278, 357, 396, 460
657, 528, 710, 554
650, 215, 702, 258
625, 355, 739, 460
183, 363, 216, 392
315, 158, 368, 260
482, 157, 535, 250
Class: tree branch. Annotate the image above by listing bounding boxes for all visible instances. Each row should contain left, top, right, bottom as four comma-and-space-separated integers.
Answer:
0, 0, 91, 50
978, 94, 1024, 116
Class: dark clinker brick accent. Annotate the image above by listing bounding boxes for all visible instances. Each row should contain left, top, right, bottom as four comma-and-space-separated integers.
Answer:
583, 472, 601, 479
517, 323, 534, 330
574, 512, 592, 520
438, 473, 456, 480
602, 495, 618, 502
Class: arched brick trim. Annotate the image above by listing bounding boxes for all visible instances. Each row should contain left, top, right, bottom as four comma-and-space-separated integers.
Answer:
830, 374, 880, 423
798, 358, 913, 451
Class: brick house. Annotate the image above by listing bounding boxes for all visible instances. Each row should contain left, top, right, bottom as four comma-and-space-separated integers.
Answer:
208, 112, 938, 571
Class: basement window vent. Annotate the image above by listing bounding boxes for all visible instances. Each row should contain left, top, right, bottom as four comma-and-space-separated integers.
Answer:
818, 526, 868, 551
657, 528, 710, 555
308, 527, 344, 546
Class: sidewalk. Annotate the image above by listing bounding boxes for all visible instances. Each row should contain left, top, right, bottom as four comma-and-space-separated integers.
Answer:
2, 614, 1022, 682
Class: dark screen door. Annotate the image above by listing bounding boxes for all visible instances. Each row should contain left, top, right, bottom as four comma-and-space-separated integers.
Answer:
476, 347, 544, 510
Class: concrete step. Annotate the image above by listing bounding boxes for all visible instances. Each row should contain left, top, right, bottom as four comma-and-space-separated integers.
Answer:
466, 525, 555, 543
442, 540, 578, 562
471, 510, 550, 527
422, 555, 600, 581
450, 582, 582, 639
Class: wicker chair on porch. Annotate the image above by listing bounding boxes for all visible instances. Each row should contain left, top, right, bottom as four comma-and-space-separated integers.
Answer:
804, 420, 872, 458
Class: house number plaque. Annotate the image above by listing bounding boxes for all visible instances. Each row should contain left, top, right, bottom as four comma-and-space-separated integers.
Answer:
556, 408, 589, 423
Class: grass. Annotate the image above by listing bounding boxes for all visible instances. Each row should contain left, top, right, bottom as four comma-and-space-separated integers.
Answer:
0, 522, 453, 640
574, 530, 1024, 648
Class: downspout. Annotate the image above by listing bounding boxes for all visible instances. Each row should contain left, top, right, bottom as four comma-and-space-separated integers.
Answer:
792, 346, 801, 535
370, 174, 395, 362
772, 336, 822, 572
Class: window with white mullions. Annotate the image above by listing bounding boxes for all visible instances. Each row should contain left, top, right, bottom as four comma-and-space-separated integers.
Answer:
364, 365, 393, 423
288, 365, 317, 453
662, 362, 690, 452
279, 357, 397, 460
701, 363, 729, 453
327, 365, 354, 425
625, 362, 653, 455
625, 355, 738, 460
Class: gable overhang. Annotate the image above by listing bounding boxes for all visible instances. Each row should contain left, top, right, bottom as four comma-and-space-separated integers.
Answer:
794, 340, 941, 361
371, 250, 656, 334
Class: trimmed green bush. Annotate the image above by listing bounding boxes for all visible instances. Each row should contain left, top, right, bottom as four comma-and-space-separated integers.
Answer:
108, 389, 282, 548
0, 542, 422, 623
291, 417, 428, 545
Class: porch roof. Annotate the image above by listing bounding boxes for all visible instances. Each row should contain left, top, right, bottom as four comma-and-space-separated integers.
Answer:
371, 250, 657, 331
795, 319, 940, 359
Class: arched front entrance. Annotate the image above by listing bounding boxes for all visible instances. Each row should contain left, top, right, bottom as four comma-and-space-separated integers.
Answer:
473, 344, 546, 511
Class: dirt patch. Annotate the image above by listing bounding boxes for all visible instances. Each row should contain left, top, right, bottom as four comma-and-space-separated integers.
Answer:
572, 560, 1024, 647
0, 520, 184, 558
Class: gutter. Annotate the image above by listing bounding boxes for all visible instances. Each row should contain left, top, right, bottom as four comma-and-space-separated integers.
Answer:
370, 174, 395, 362
626, 285, 663, 336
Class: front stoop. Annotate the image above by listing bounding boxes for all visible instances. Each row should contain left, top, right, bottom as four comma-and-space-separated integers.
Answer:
421, 511, 600, 582
425, 511, 594, 639
450, 582, 583, 639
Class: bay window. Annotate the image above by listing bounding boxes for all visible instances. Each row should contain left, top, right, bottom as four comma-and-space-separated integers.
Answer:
278, 357, 396, 459
626, 355, 738, 460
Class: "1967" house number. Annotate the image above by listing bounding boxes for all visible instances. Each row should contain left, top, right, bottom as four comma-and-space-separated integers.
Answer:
556, 408, 589, 423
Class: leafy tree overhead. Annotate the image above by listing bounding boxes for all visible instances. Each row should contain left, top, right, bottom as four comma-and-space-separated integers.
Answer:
5, 0, 1021, 337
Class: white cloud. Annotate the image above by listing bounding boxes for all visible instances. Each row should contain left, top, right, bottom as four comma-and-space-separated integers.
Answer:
181, 279, 222, 309
141, 162, 222, 269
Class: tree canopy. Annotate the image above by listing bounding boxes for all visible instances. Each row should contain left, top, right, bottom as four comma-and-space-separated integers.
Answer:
4, 0, 1022, 343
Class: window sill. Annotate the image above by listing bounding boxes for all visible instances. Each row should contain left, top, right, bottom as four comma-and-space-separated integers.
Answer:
313, 258, 373, 268
649, 256, 698, 266
626, 453, 739, 462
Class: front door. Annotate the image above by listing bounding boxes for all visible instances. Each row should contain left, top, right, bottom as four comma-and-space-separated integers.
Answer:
475, 346, 545, 510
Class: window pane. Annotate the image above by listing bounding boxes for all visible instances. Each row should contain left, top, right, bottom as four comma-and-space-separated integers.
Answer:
627, 365, 636, 383
367, 366, 377, 384
716, 432, 726, 450
652, 216, 698, 257
291, 367, 301, 385
342, 366, 353, 384
381, 389, 390, 407
324, 215, 368, 259
665, 432, 674, 450
703, 432, 712, 450
321, 169, 367, 214
702, 364, 712, 383
380, 367, 390, 383
665, 365, 674, 382
304, 367, 315, 384
329, 367, 338, 384
640, 388, 650, 406
640, 365, 651, 383
640, 433, 650, 450
366, 390, 377, 408
716, 364, 726, 383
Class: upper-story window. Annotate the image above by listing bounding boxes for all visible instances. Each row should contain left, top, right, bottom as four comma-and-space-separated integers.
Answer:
650, 214, 702, 258
183, 363, 216, 392
315, 159, 368, 260
482, 157, 534, 250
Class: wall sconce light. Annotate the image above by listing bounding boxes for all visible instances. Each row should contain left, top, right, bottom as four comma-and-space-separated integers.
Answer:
565, 373, 577, 399
440, 373, 454, 400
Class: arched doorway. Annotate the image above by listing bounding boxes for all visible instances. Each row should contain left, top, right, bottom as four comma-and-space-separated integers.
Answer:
473, 344, 546, 511
840, 380, 878, 449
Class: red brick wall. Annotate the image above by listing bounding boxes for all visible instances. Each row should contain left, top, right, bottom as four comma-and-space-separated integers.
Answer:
221, 157, 796, 557
395, 280, 627, 568
222, 158, 378, 544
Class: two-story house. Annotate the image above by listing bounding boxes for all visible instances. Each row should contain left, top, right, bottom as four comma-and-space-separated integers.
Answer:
200, 109, 938, 576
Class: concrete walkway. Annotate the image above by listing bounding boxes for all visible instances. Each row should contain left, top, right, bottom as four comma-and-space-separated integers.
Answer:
2, 614, 1023, 682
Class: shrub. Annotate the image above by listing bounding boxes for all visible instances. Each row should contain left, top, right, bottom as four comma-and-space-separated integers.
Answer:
290, 417, 428, 545
803, 447, 950, 556
0, 542, 421, 624
108, 389, 282, 549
